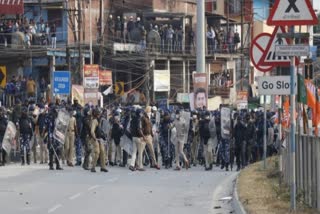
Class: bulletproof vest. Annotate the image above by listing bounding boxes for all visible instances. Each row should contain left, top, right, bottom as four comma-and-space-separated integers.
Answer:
81, 116, 91, 139
20, 117, 32, 134
200, 119, 210, 138
95, 119, 105, 140
130, 117, 142, 138
0, 117, 7, 135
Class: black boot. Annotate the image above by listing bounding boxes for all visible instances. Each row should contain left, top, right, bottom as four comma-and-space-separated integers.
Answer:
21, 156, 25, 166
26, 154, 31, 165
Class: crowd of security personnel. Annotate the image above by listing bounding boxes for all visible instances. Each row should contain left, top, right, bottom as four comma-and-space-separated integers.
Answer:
0, 98, 279, 173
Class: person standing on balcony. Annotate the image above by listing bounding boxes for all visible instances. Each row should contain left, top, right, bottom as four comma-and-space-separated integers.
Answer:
122, 16, 127, 43
166, 25, 174, 53
227, 28, 234, 53
127, 16, 134, 42
188, 28, 195, 53
115, 16, 122, 42
50, 23, 56, 49
206, 26, 215, 54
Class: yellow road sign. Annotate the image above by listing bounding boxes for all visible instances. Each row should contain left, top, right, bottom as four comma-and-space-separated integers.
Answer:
115, 81, 124, 96
0, 66, 6, 88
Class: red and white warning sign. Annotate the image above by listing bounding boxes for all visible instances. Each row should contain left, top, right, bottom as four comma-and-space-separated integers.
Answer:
259, 26, 292, 67
267, 0, 318, 26
250, 33, 273, 72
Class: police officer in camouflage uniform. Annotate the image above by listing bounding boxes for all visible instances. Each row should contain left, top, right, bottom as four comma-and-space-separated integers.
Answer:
81, 106, 92, 170
19, 108, 33, 165
73, 99, 83, 166
159, 111, 174, 169
43, 104, 63, 170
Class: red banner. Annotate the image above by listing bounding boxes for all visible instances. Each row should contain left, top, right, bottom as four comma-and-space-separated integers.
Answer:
0, 0, 24, 15
83, 64, 99, 77
99, 70, 112, 86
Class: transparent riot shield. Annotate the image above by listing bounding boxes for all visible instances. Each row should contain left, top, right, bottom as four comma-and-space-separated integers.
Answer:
2, 121, 17, 154
53, 109, 71, 145
221, 107, 231, 140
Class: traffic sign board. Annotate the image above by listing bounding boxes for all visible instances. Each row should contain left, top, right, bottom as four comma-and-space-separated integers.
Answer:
267, 0, 318, 26
250, 33, 274, 72
260, 26, 294, 67
258, 76, 297, 95
115, 82, 124, 96
275, 45, 310, 57
0, 66, 6, 88
53, 71, 71, 95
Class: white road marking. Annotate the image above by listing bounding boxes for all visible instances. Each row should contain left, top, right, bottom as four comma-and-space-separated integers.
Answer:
48, 204, 62, 213
106, 177, 119, 183
69, 192, 82, 200
88, 185, 100, 191
128, 172, 136, 175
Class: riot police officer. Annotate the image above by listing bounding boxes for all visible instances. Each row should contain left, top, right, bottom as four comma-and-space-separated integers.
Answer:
19, 108, 33, 165
43, 104, 63, 170
81, 106, 92, 170
0, 107, 8, 166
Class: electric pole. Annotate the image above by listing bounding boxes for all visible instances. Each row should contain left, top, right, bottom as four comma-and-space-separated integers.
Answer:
78, 0, 83, 84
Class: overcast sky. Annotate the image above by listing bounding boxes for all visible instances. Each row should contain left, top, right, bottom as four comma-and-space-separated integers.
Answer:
314, 0, 320, 11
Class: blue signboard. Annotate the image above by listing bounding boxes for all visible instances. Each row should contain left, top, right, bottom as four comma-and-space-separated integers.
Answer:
53, 71, 71, 95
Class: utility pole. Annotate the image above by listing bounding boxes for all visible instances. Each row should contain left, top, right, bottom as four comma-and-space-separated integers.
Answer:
240, 0, 244, 90
99, 0, 103, 66
77, 0, 83, 84
89, 0, 93, 64
196, 0, 205, 73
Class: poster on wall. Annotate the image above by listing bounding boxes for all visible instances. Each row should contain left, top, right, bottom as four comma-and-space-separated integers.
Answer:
154, 70, 170, 92
84, 64, 99, 89
193, 73, 208, 110
99, 70, 112, 86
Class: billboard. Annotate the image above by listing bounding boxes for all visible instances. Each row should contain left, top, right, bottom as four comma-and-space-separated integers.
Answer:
84, 64, 99, 89
0, 0, 24, 15
193, 73, 208, 110
154, 70, 170, 92
99, 70, 112, 86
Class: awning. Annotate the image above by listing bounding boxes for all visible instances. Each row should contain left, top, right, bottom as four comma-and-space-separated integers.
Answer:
0, 0, 24, 15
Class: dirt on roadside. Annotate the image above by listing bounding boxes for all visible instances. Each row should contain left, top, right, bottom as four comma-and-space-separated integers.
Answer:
237, 157, 318, 214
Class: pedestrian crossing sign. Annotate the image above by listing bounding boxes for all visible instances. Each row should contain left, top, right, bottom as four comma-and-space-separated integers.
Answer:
259, 26, 297, 67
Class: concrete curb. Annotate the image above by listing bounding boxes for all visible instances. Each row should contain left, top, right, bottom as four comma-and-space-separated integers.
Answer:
232, 174, 247, 214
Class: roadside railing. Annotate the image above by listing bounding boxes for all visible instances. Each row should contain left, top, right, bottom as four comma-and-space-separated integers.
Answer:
282, 133, 320, 209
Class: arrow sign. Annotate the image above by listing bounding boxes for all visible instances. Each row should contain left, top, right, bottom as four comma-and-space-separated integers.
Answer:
267, 0, 318, 26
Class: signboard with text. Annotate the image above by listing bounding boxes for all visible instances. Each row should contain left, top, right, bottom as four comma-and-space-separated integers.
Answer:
84, 64, 99, 89
99, 70, 112, 86
53, 71, 71, 95
258, 76, 297, 95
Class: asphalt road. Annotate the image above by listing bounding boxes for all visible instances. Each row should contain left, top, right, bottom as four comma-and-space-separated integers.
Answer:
0, 164, 238, 214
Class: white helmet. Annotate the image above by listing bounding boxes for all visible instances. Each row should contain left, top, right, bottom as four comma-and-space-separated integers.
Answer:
152, 106, 157, 112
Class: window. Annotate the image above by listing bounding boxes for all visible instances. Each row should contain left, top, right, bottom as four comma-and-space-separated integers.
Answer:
47, 9, 62, 27
212, 0, 217, 11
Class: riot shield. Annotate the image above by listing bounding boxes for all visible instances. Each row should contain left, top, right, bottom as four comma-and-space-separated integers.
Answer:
53, 109, 71, 145
221, 107, 231, 140
2, 121, 17, 154
120, 134, 133, 156
181, 111, 191, 143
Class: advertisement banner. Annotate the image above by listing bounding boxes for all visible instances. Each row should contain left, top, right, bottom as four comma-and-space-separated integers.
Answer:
0, 0, 24, 15
154, 70, 170, 92
84, 88, 98, 105
84, 64, 99, 88
193, 73, 208, 110
53, 109, 70, 145
2, 122, 17, 154
99, 70, 112, 86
